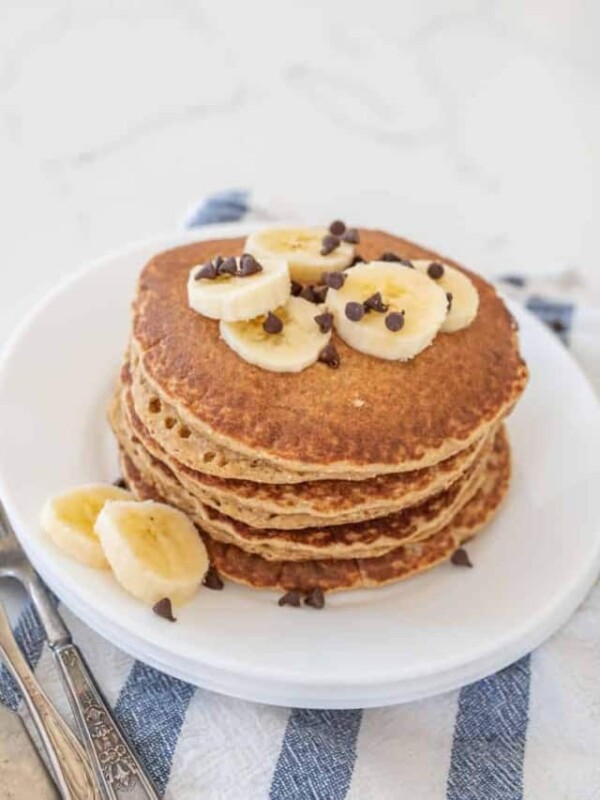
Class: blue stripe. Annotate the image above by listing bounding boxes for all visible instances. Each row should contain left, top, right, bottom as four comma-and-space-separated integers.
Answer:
113, 661, 196, 796
184, 188, 249, 228
269, 709, 362, 800
447, 655, 531, 800
0, 597, 51, 711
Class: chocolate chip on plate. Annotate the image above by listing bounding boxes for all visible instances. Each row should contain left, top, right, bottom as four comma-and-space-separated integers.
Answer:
341, 228, 360, 244
451, 548, 473, 568
446, 292, 453, 311
203, 566, 224, 590
278, 590, 301, 607
239, 253, 263, 276
218, 256, 238, 275
263, 311, 283, 334
427, 262, 445, 280
385, 311, 405, 332
195, 261, 218, 280
112, 477, 128, 489
314, 311, 334, 334
364, 291, 388, 313
291, 280, 303, 296
329, 220, 346, 236
152, 597, 176, 622
318, 342, 340, 368
321, 234, 340, 256
304, 587, 325, 609
345, 301, 364, 322
322, 271, 347, 290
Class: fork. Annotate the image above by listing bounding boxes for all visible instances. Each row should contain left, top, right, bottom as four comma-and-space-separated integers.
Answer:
0, 500, 160, 800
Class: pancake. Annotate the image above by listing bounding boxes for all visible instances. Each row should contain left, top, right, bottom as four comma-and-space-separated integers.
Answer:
121, 423, 510, 591
130, 229, 527, 477
114, 363, 492, 529
117, 421, 503, 562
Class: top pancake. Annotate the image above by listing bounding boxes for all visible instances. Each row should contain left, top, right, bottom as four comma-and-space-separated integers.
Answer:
131, 229, 528, 474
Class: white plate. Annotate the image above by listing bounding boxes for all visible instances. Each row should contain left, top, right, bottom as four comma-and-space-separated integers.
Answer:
0, 224, 599, 709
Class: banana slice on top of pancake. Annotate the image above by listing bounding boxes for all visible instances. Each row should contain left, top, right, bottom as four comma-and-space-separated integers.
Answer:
412, 259, 479, 332
327, 261, 448, 361
220, 295, 333, 373
95, 499, 208, 606
187, 254, 290, 322
244, 226, 355, 283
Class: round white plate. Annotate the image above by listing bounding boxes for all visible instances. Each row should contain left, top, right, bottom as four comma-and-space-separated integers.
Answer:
0, 224, 599, 709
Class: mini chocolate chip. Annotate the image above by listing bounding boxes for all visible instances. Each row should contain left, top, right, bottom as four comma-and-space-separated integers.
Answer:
451, 548, 473, 568
213, 255, 224, 268
263, 311, 283, 334
218, 256, 238, 275
341, 228, 360, 244
112, 477, 128, 489
195, 261, 218, 280
345, 301, 364, 322
312, 285, 329, 304
350, 255, 365, 267
381, 252, 414, 267
291, 280, 303, 296
446, 292, 453, 310
203, 566, 224, 590
304, 587, 325, 609
321, 234, 340, 256
318, 342, 340, 368
239, 253, 263, 276
152, 597, 176, 621
322, 271, 347, 290
427, 262, 444, 280
300, 286, 317, 303
314, 311, 333, 333
385, 311, 405, 332
329, 220, 346, 236
364, 291, 388, 313
278, 590, 301, 607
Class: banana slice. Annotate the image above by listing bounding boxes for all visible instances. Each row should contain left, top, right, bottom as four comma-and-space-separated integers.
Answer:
40, 484, 132, 568
95, 500, 208, 606
187, 255, 290, 322
413, 260, 479, 332
327, 261, 448, 361
245, 227, 355, 283
220, 296, 331, 373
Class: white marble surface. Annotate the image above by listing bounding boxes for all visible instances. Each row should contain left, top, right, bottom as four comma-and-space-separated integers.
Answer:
1, 0, 600, 346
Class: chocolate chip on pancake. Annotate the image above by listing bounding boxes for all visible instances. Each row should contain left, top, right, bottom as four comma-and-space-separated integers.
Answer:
314, 311, 334, 334
341, 228, 360, 244
427, 262, 445, 280
239, 253, 263, 276
203, 566, 224, 590
385, 311, 405, 332
312, 285, 329, 304
329, 220, 346, 236
291, 280, 303, 296
152, 597, 176, 621
112, 477, 128, 489
278, 589, 301, 607
263, 312, 283, 334
318, 342, 340, 368
345, 301, 364, 322
218, 256, 238, 276
321, 234, 340, 256
381, 252, 414, 267
364, 291, 388, 313
446, 292, 453, 311
304, 587, 325, 609
350, 255, 365, 267
195, 261, 218, 280
323, 271, 347, 290
450, 547, 473, 567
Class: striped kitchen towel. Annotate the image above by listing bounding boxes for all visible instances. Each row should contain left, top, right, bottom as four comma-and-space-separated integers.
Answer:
1, 190, 598, 799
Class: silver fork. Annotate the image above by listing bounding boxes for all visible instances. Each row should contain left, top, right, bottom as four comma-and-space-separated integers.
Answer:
0, 500, 160, 800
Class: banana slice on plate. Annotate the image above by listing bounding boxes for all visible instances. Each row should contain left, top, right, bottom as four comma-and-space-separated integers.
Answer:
412, 260, 479, 332
327, 261, 448, 361
244, 227, 355, 283
40, 484, 132, 568
95, 500, 208, 606
187, 255, 290, 322
220, 296, 332, 373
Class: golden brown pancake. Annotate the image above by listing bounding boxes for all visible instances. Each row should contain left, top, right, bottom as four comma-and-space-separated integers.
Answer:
130, 229, 527, 476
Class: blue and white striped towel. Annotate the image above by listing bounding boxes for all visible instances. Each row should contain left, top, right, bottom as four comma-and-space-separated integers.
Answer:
2, 190, 599, 799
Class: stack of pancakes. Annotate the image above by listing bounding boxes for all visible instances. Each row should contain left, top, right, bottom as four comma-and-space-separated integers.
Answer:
109, 230, 528, 594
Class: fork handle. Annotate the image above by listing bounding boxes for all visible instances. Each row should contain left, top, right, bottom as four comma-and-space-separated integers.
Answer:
53, 643, 160, 800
